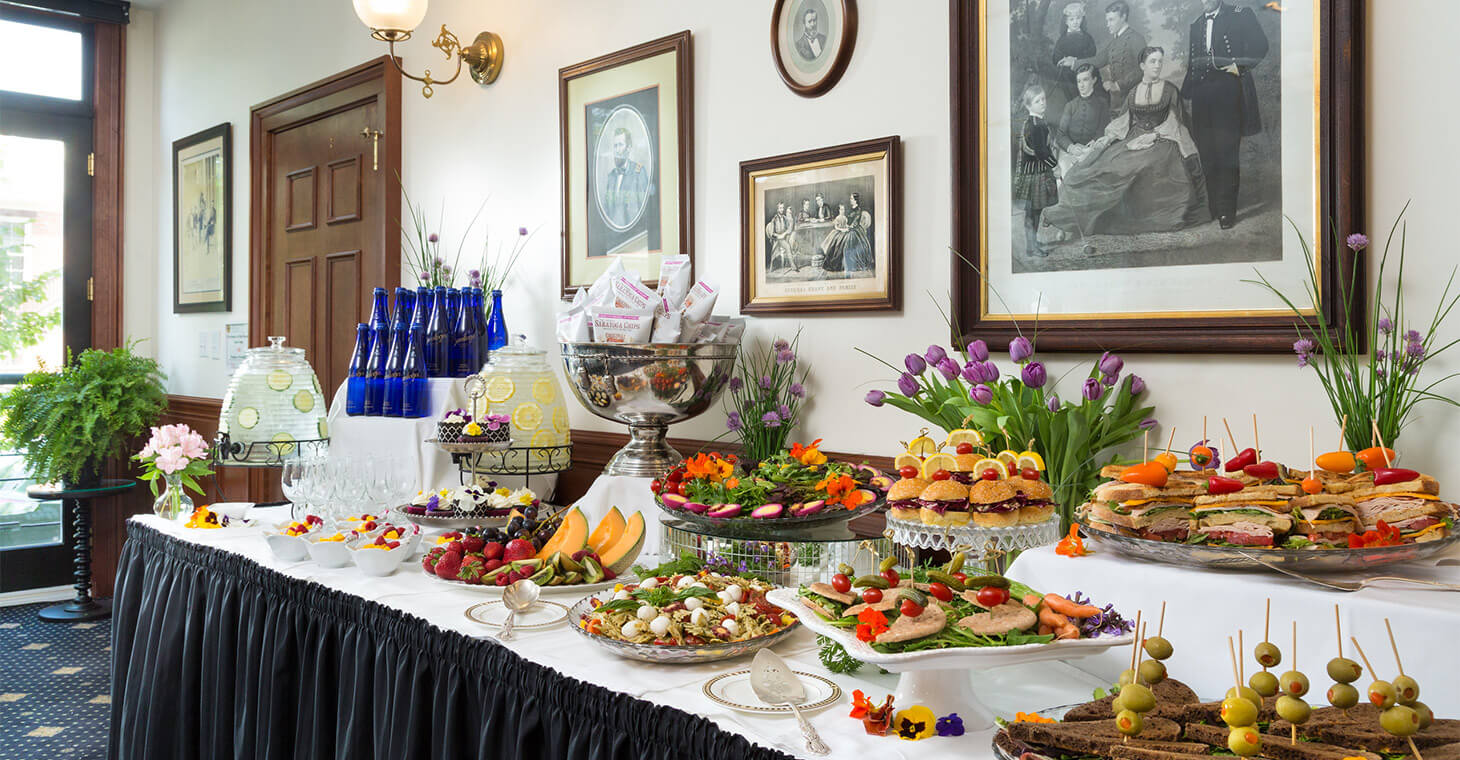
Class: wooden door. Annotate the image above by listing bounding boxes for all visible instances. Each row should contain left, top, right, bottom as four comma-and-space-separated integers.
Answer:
250, 57, 401, 399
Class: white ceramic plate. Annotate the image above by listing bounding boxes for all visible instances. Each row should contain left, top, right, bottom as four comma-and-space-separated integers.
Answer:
464, 600, 568, 630
425, 572, 626, 596
701, 669, 841, 714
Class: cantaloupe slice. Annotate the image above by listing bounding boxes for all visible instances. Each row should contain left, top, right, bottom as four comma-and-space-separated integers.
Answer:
536, 508, 589, 560
599, 511, 645, 574
587, 507, 626, 555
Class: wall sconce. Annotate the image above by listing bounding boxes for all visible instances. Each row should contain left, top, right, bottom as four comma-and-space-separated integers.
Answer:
352, 0, 504, 98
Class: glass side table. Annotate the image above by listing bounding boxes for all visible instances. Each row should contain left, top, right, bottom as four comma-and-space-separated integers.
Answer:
26, 478, 135, 623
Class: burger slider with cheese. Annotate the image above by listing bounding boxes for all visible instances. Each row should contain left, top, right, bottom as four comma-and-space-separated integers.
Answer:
1349, 472, 1455, 543
886, 476, 929, 522
1288, 492, 1361, 547
1190, 483, 1300, 547
1082, 479, 1204, 542
919, 480, 972, 527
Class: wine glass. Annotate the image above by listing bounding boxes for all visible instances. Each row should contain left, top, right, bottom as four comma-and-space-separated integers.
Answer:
281, 460, 308, 518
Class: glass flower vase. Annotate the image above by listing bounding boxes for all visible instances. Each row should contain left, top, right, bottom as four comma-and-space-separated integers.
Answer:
153, 472, 194, 522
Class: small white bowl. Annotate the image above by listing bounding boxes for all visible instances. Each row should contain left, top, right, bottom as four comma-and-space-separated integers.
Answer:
210, 502, 254, 523
305, 534, 354, 568
351, 540, 412, 576
262, 532, 311, 562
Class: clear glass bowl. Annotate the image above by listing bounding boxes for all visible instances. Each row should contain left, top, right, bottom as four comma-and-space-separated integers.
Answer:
566, 589, 801, 664
218, 336, 329, 463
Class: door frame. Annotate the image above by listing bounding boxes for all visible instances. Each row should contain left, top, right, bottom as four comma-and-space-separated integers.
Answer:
248, 56, 403, 351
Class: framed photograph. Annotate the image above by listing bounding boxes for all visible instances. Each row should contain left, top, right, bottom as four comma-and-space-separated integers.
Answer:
740, 136, 901, 314
172, 122, 232, 313
560, 31, 693, 298
771, 0, 858, 97
950, 0, 1364, 352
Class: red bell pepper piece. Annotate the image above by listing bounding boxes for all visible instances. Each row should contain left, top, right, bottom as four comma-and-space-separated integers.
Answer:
1371, 467, 1420, 486
1243, 461, 1281, 480
1224, 448, 1257, 473
1207, 476, 1245, 495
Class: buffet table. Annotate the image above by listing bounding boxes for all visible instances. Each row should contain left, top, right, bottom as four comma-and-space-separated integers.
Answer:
109, 511, 1109, 760
1009, 543, 1460, 716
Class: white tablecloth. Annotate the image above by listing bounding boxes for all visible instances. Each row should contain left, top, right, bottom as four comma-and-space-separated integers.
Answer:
326, 378, 468, 494
140, 509, 1109, 760
1008, 543, 1460, 715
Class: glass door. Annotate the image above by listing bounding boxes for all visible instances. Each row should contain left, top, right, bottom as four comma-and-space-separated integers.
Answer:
0, 11, 95, 593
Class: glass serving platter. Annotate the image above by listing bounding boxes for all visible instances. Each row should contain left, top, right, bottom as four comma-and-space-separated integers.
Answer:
1077, 521, 1460, 572
653, 491, 886, 539
565, 588, 801, 664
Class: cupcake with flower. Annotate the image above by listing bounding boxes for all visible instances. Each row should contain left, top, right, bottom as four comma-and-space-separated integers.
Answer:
437, 409, 471, 443
461, 413, 511, 445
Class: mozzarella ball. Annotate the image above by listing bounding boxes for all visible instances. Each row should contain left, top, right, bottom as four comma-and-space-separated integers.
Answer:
723, 619, 740, 635
725, 584, 744, 602
684, 596, 704, 610
612, 590, 631, 601
620, 620, 644, 638
675, 575, 696, 589
690, 608, 710, 626
649, 615, 672, 637
639, 577, 659, 590
636, 605, 657, 621
724, 601, 741, 617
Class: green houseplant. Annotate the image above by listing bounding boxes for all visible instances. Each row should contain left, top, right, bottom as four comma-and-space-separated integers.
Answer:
0, 341, 167, 487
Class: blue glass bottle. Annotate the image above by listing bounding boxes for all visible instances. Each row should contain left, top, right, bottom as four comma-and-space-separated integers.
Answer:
345, 323, 370, 415
470, 287, 489, 361
382, 320, 408, 416
364, 323, 389, 415
390, 286, 412, 329
401, 325, 429, 418
446, 288, 462, 330
410, 285, 431, 330
452, 291, 479, 378
485, 289, 508, 351
424, 286, 449, 378
369, 287, 391, 348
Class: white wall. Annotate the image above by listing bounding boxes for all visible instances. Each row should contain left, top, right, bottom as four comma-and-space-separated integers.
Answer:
122, 1, 1460, 481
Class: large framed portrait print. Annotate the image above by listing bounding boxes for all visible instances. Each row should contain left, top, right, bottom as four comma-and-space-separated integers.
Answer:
951, 0, 1363, 352
172, 123, 232, 313
560, 31, 693, 298
740, 137, 901, 314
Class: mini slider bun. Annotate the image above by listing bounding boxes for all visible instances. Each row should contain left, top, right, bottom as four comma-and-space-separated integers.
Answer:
1012, 477, 1055, 524
886, 477, 930, 521
919, 480, 971, 527
951, 453, 982, 483
968, 478, 1019, 528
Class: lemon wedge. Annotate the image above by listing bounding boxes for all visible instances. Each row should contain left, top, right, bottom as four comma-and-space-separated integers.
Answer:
1017, 451, 1046, 471
971, 457, 1004, 479
905, 434, 941, 457
893, 452, 924, 473
943, 428, 986, 449
920, 453, 958, 479
995, 450, 1020, 476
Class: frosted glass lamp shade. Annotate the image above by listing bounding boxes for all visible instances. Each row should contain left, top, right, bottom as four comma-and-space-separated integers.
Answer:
353, 0, 428, 33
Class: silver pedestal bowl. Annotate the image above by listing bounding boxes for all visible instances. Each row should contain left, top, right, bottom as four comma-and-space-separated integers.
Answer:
560, 342, 739, 478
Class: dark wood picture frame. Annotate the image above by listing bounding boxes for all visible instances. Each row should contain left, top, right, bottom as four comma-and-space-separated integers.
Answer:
172, 122, 232, 313
949, 0, 1365, 353
771, 0, 858, 97
559, 30, 694, 298
739, 136, 901, 315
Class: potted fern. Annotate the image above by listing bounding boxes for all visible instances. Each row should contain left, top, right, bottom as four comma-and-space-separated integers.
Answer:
0, 342, 167, 488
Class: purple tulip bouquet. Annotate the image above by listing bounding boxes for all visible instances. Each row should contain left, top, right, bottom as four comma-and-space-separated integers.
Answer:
861, 337, 1155, 524
1247, 207, 1460, 450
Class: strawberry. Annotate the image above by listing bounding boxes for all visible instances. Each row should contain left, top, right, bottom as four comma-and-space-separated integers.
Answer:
571, 549, 589, 562
446, 540, 465, 554
386, 540, 400, 549
443, 531, 463, 539
434, 550, 463, 579
482, 558, 503, 573
494, 572, 511, 587
458, 556, 485, 584
602, 567, 617, 580
421, 554, 437, 572
482, 542, 503, 561
461, 535, 485, 553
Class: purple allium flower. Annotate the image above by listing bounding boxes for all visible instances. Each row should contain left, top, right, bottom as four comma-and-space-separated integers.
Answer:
776, 349, 795, 365
1139, 417, 1159, 430
1406, 329, 1423, 344
468, 269, 482, 288
433, 256, 443, 266
1098, 351, 1124, 377
1293, 338, 1317, 367
937, 357, 960, 381
1378, 317, 1394, 334
969, 383, 993, 404
1047, 394, 1061, 412
1407, 341, 1426, 359
726, 413, 743, 431
1128, 375, 1146, 396
1009, 336, 1034, 363
904, 353, 927, 375
897, 373, 920, 397
788, 382, 805, 398
1347, 233, 1369, 251
760, 411, 782, 427
865, 390, 886, 407
773, 338, 790, 352
925, 344, 948, 366
728, 376, 743, 392
428, 233, 440, 244
1082, 377, 1102, 401
759, 375, 773, 390
777, 404, 791, 419
518, 226, 529, 236
1021, 361, 1047, 389
1376, 364, 1386, 379
967, 339, 989, 362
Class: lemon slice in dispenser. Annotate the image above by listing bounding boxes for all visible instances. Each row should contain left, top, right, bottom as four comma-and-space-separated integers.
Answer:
485, 376, 515, 403
512, 402, 543, 431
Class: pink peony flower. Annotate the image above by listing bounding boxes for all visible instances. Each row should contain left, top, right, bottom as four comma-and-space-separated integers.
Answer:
154, 446, 187, 474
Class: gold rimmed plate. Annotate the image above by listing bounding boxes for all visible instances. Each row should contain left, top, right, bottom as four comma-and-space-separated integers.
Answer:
702, 668, 840, 714
464, 600, 568, 630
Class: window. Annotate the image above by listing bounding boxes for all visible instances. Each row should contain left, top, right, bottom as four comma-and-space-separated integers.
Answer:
0, 18, 84, 101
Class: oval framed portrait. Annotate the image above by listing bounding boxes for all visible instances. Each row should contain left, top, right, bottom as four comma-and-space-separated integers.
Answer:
771, 0, 857, 97
592, 103, 656, 232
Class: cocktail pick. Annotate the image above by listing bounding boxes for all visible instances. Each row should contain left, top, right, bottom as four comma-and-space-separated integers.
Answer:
1384, 618, 1406, 677
1334, 604, 1343, 659
1252, 414, 1261, 461
1143, 431, 1149, 463
1338, 414, 1348, 451
1227, 636, 1243, 694
1223, 418, 1240, 458
1263, 599, 1272, 672
1350, 636, 1377, 679
1371, 420, 1393, 466
1158, 601, 1167, 638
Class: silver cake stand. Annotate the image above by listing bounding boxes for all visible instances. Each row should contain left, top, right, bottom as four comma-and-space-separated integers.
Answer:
560, 342, 739, 478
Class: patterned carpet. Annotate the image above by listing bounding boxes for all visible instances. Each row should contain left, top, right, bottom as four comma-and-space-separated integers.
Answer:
0, 601, 111, 759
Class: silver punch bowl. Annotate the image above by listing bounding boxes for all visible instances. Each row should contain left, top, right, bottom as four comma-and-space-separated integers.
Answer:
560, 342, 739, 478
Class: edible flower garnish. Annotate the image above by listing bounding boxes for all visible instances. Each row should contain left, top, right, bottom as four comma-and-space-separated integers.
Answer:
855, 608, 889, 642
1067, 591, 1133, 638
860, 693, 896, 736
463, 421, 483, 436
790, 439, 828, 467
1055, 524, 1088, 557
895, 705, 937, 740
849, 689, 875, 719
684, 452, 735, 483
816, 473, 861, 509
936, 713, 966, 737
1347, 520, 1403, 548
1015, 711, 1057, 724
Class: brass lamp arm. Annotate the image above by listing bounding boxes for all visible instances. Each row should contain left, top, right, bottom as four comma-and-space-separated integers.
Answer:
378, 24, 504, 99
